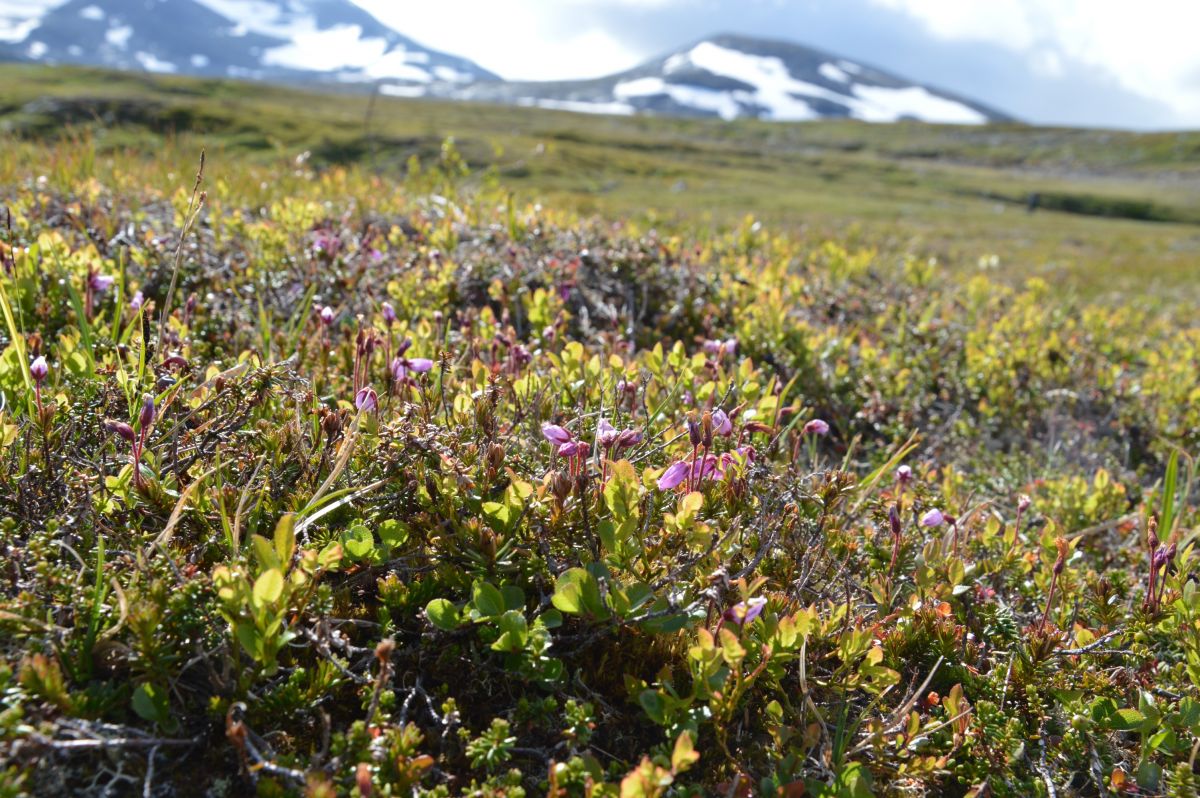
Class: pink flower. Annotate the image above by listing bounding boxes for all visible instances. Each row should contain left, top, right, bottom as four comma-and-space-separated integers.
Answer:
615, 428, 643, 449
719, 446, 755, 475
920, 509, 945, 527
803, 419, 830, 436
656, 461, 690, 491
723, 596, 767, 625
558, 441, 582, 458
542, 424, 573, 446
381, 302, 396, 325
319, 306, 335, 326
712, 408, 733, 437
596, 419, 619, 448
30, 355, 48, 384
129, 290, 144, 311
703, 338, 738, 359
355, 386, 379, 412
391, 354, 434, 381
89, 272, 115, 293
895, 465, 913, 484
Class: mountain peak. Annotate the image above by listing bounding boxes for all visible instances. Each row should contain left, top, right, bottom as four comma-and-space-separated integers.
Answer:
0, 0, 498, 85
451, 32, 1011, 124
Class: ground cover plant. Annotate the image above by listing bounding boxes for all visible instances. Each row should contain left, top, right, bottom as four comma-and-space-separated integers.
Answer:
3, 64, 1200, 300
1, 136, 1200, 797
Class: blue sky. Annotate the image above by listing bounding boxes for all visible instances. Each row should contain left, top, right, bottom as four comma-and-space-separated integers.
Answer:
358, 0, 1200, 129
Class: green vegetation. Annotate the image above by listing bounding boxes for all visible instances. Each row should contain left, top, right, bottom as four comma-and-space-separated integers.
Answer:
2, 63, 1199, 300
2, 71, 1200, 796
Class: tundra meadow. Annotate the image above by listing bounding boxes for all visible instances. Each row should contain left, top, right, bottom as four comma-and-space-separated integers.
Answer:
1, 123, 1200, 798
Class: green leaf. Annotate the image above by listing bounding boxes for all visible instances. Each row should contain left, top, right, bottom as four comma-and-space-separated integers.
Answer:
378, 519, 408, 549
1112, 708, 1146, 730
671, 731, 700, 773
273, 513, 296, 565
342, 525, 376, 561
472, 581, 506, 619
491, 610, 528, 652
551, 570, 585, 615
604, 460, 640, 521
426, 598, 463, 631
252, 568, 284, 607
131, 683, 172, 729
251, 534, 280, 572
317, 541, 343, 570
500, 585, 525, 612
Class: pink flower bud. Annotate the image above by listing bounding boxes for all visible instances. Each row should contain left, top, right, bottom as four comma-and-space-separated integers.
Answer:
30, 355, 48, 384
355, 386, 378, 413
920, 508, 945, 527
139, 394, 156, 429
895, 465, 913, 484
381, 303, 396, 325
129, 290, 144, 311
319, 306, 335, 326
803, 419, 830, 436
104, 419, 136, 442
712, 409, 733, 437
542, 424, 573, 446
615, 428, 643, 449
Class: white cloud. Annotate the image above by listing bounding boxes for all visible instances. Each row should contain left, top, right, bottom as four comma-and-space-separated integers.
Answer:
869, 0, 1200, 123
354, 0, 647, 80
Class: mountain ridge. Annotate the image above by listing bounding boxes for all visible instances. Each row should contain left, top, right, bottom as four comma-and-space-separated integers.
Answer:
0, 4, 1015, 124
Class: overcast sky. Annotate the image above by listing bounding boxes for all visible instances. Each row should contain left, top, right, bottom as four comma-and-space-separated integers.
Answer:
357, 0, 1200, 130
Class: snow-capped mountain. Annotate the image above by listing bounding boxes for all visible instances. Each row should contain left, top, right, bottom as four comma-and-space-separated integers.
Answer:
0, 8, 1013, 125
0, 0, 497, 87
453, 34, 1011, 125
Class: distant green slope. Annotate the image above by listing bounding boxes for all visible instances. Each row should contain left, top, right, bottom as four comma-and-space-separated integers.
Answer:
1, 63, 1198, 297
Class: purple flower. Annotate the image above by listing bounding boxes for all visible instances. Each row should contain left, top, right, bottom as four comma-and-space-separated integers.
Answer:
391, 355, 434, 381
920, 509, 945, 527
895, 465, 913, 484
656, 461, 690, 491
712, 409, 733, 437
719, 446, 756, 475
319, 306, 335, 326
558, 441, 582, 458
355, 386, 379, 413
89, 272, 115, 293
723, 597, 767, 625
615, 428, 643, 449
30, 355, 48, 384
596, 419, 619, 448
381, 303, 396, 325
104, 419, 136, 443
139, 394, 156, 430
803, 419, 830, 436
129, 290, 144, 311
542, 424, 573, 446
703, 338, 738, 359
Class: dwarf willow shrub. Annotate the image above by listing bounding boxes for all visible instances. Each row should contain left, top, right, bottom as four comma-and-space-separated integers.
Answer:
0, 142, 1199, 797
